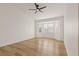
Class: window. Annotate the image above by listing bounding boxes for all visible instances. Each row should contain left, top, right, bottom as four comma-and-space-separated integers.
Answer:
38, 22, 55, 34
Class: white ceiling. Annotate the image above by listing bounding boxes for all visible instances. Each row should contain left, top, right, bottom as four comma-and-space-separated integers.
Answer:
15, 3, 65, 20
35, 3, 65, 20
1, 3, 65, 20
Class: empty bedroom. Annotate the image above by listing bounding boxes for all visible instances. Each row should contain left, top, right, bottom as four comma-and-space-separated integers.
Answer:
0, 3, 78, 56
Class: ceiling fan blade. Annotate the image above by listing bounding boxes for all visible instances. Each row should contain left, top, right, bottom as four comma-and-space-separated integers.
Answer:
35, 3, 39, 9
40, 6, 47, 9
35, 3, 37, 6
39, 9, 43, 12
29, 9, 36, 10
35, 3, 37, 8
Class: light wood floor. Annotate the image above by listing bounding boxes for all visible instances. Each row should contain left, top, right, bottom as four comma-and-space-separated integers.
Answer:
0, 38, 67, 56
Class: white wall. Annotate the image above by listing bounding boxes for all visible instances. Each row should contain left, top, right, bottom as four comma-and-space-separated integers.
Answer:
0, 4, 35, 47
64, 4, 78, 56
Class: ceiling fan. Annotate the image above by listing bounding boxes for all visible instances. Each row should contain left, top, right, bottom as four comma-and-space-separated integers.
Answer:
29, 3, 47, 14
